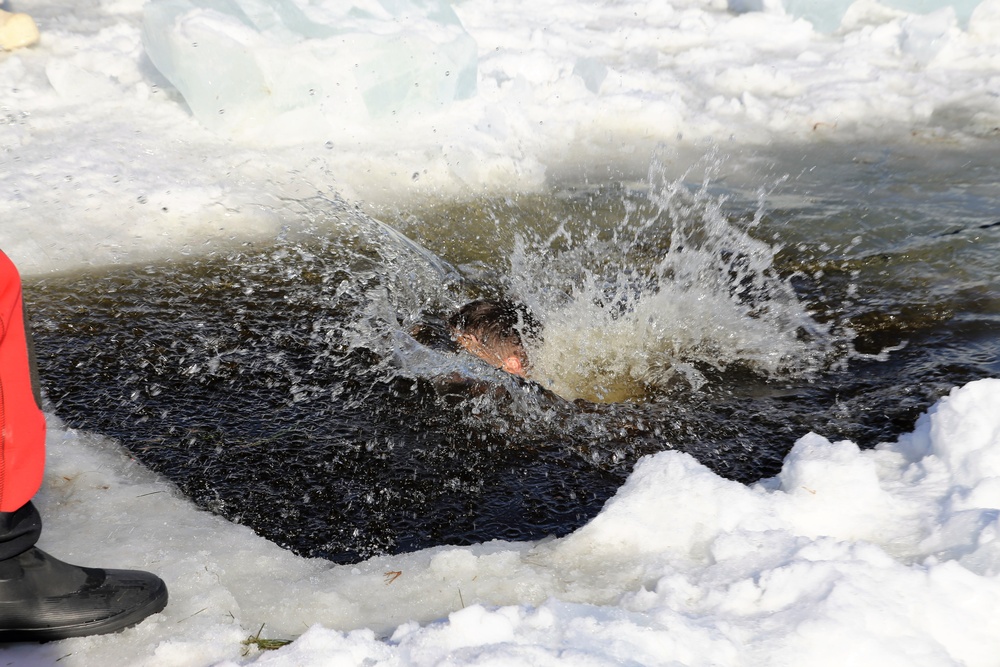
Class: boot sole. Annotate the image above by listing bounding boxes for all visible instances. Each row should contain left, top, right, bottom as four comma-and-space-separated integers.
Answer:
0, 578, 168, 643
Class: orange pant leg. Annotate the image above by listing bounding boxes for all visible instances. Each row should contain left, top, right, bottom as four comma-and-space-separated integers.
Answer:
0, 251, 46, 512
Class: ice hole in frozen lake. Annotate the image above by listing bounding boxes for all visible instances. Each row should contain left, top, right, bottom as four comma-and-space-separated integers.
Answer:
27, 149, 1000, 561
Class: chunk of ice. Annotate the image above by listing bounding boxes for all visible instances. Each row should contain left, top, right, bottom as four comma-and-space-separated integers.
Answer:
729, 0, 758, 11
780, 0, 983, 32
142, 0, 477, 138
572, 57, 607, 94
781, 0, 854, 31
883, 0, 982, 21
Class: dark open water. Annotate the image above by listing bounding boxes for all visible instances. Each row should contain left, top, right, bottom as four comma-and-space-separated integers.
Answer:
25, 144, 1000, 562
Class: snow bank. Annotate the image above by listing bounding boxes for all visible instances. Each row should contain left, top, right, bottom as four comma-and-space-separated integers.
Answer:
3, 0, 1000, 275
2, 379, 996, 666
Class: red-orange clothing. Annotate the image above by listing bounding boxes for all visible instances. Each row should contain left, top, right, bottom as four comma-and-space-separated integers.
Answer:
0, 251, 46, 512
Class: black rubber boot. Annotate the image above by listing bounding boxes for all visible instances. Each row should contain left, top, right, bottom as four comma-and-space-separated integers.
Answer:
0, 547, 168, 642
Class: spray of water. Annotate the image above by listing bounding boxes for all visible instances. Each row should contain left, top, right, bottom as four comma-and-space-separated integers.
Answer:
508, 158, 841, 403
277, 193, 527, 411
278, 160, 845, 410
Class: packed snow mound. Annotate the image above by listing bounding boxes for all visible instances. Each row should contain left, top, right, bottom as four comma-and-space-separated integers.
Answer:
190, 378, 1000, 666
141, 0, 477, 139
16, 369, 1000, 666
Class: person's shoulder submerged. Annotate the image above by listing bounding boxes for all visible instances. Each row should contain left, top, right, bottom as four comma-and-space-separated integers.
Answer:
410, 317, 459, 353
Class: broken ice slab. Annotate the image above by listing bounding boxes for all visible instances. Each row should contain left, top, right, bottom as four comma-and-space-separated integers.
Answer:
573, 57, 608, 94
142, 0, 478, 137
780, 0, 982, 33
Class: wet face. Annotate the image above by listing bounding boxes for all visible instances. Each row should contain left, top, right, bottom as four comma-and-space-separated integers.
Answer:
456, 333, 526, 377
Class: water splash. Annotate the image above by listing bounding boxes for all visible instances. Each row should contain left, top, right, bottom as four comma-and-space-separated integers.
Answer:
509, 158, 842, 403
257, 166, 847, 409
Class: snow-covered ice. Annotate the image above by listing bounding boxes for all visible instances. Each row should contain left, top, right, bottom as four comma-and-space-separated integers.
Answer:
4, 0, 1000, 275
2, 380, 998, 666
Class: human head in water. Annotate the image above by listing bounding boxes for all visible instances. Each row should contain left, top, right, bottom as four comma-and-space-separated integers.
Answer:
449, 298, 540, 377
